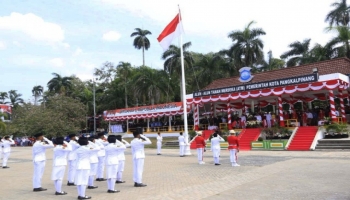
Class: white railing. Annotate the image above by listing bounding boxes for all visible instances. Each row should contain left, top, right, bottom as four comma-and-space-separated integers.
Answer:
284, 127, 299, 150
310, 126, 325, 150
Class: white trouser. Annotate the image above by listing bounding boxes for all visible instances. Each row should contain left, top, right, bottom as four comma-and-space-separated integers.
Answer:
157, 142, 162, 154
267, 120, 271, 128
117, 160, 125, 181
212, 149, 220, 164
33, 161, 46, 188
179, 145, 185, 156
197, 148, 204, 163
229, 149, 238, 164
132, 158, 144, 184
97, 156, 105, 178
77, 185, 87, 197
67, 160, 76, 183
107, 178, 116, 190
2, 152, 10, 166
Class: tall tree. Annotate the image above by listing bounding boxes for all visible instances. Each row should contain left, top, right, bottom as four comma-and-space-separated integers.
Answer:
325, 0, 350, 27
326, 26, 350, 58
32, 85, 43, 105
0, 92, 8, 104
280, 39, 311, 67
195, 53, 226, 88
47, 73, 73, 95
259, 51, 285, 71
116, 62, 132, 108
162, 42, 194, 100
227, 21, 266, 68
130, 28, 152, 66
8, 90, 24, 108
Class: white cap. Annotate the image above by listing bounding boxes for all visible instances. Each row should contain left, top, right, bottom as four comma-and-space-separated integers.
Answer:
196, 131, 203, 135
229, 130, 236, 134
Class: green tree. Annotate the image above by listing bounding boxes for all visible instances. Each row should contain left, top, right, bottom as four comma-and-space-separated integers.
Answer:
280, 39, 311, 67
8, 90, 24, 108
130, 28, 152, 66
259, 51, 285, 71
47, 73, 73, 95
32, 85, 43, 105
0, 92, 8, 104
117, 61, 132, 108
227, 21, 266, 68
326, 26, 350, 58
195, 53, 226, 88
325, 0, 350, 27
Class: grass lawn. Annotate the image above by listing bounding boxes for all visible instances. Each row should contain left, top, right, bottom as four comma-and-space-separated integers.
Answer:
123, 137, 178, 149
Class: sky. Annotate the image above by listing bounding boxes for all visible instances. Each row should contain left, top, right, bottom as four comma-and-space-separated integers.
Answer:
0, 0, 338, 102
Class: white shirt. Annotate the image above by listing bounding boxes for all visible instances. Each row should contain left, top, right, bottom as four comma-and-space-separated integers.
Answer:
52, 143, 72, 167
130, 136, 152, 159
116, 140, 130, 161
105, 142, 126, 165
157, 136, 162, 143
266, 114, 272, 120
32, 139, 54, 162
241, 116, 246, 122
75, 146, 98, 170
221, 118, 227, 123
2, 139, 15, 153
67, 140, 80, 161
211, 136, 225, 150
255, 115, 262, 121
88, 141, 100, 164
307, 112, 313, 119
95, 138, 109, 157
178, 135, 185, 146
335, 110, 340, 117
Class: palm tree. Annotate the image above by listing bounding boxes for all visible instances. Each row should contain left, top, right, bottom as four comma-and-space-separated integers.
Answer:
130, 28, 152, 66
8, 90, 24, 108
326, 26, 350, 58
116, 62, 132, 108
0, 113, 6, 133
280, 39, 311, 67
195, 53, 226, 88
32, 85, 43, 105
259, 51, 285, 71
0, 92, 8, 104
47, 73, 73, 95
325, 0, 350, 27
162, 42, 194, 100
227, 21, 266, 68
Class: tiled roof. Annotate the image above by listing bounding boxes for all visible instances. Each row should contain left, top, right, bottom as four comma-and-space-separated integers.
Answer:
203, 57, 350, 90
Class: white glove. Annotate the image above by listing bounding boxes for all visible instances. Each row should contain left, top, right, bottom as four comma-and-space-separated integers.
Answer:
75, 136, 79, 141
140, 134, 147, 139
43, 137, 50, 142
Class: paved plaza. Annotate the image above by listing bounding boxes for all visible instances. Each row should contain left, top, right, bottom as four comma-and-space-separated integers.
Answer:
0, 147, 349, 200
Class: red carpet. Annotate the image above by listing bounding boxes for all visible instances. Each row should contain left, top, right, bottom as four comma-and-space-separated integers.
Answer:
190, 130, 214, 149
287, 126, 318, 151
238, 128, 261, 151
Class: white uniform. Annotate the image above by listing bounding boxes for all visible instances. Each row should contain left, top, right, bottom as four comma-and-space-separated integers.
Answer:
105, 141, 126, 191
210, 135, 225, 164
117, 139, 130, 182
156, 135, 162, 154
51, 142, 72, 192
266, 113, 272, 128
95, 138, 109, 179
75, 145, 98, 198
88, 141, 100, 187
130, 135, 152, 184
178, 135, 185, 156
32, 138, 54, 189
2, 139, 15, 167
67, 139, 80, 184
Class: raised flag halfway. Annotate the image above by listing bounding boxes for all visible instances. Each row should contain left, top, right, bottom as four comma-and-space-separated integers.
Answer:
157, 13, 183, 51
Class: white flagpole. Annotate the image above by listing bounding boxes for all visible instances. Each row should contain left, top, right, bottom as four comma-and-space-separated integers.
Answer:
178, 7, 191, 155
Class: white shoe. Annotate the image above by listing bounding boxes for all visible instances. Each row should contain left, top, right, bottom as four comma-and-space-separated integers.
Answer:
199, 161, 205, 165
232, 163, 240, 167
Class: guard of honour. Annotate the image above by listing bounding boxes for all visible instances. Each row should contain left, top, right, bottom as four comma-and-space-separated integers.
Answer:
0, 129, 238, 199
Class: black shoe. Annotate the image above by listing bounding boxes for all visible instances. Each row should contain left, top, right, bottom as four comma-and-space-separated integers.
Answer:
78, 196, 91, 199
55, 191, 67, 195
96, 178, 106, 181
214, 163, 221, 165
2, 166, 9, 168
33, 187, 47, 192
180, 155, 184, 157
107, 190, 120, 193
134, 183, 147, 187
87, 186, 98, 189
157, 153, 161, 155
134, 182, 137, 187
67, 182, 75, 186
116, 180, 125, 184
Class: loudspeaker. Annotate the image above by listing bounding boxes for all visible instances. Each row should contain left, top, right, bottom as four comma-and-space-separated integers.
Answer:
136, 127, 143, 135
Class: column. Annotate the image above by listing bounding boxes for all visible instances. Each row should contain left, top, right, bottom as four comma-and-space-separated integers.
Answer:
126, 119, 129, 133
168, 116, 172, 131
278, 96, 285, 127
251, 100, 254, 113
329, 90, 337, 122
194, 104, 199, 130
147, 118, 150, 132
339, 88, 346, 123
227, 101, 232, 130
211, 102, 214, 116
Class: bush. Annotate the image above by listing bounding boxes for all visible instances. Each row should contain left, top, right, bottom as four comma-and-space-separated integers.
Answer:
257, 137, 263, 141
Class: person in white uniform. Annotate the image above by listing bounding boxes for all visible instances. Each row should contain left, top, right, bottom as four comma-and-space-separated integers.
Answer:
210, 132, 225, 165
105, 135, 126, 193
87, 137, 100, 189
75, 137, 98, 200
131, 131, 152, 187
115, 135, 130, 184
95, 132, 108, 181
178, 132, 185, 157
156, 132, 162, 155
32, 133, 54, 192
51, 137, 71, 195
265, 112, 272, 128
1, 135, 15, 168
67, 133, 80, 186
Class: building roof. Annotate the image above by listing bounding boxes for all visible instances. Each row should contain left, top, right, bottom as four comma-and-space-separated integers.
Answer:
203, 57, 350, 90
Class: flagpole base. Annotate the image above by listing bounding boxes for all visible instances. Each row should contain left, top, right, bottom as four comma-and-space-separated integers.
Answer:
185, 144, 191, 156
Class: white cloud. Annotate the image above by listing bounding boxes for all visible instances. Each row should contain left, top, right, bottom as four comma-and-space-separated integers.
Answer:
49, 58, 64, 68
12, 41, 21, 47
60, 42, 70, 48
0, 12, 65, 44
102, 31, 121, 41
74, 47, 83, 56
0, 41, 6, 50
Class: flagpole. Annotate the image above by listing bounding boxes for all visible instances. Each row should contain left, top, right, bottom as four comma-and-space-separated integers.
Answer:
178, 7, 191, 155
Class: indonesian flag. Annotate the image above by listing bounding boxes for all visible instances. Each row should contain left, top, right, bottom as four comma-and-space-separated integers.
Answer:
157, 13, 183, 51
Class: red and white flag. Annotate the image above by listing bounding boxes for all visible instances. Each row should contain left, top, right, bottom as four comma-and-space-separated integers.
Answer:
157, 13, 183, 51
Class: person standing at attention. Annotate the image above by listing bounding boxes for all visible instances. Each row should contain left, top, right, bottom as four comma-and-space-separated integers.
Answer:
67, 133, 80, 186
115, 135, 130, 184
178, 132, 185, 157
87, 136, 100, 189
51, 137, 71, 195
32, 133, 54, 192
1, 135, 15, 168
156, 132, 163, 155
131, 131, 152, 187
210, 132, 225, 165
95, 132, 108, 181
194, 132, 206, 165
227, 130, 240, 167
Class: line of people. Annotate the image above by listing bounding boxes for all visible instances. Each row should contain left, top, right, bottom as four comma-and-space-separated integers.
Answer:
31, 131, 152, 199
